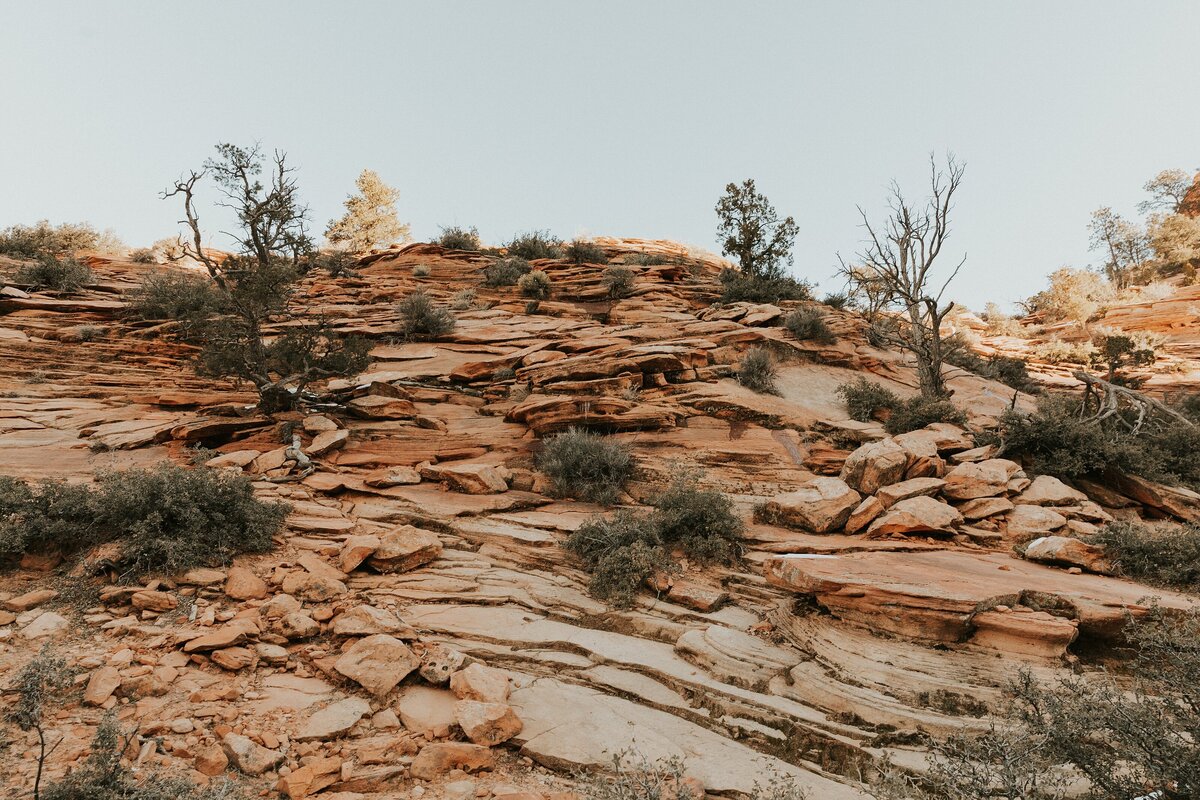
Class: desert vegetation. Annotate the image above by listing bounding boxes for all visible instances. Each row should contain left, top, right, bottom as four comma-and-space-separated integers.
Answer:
326, 169, 410, 252
398, 289, 456, 337
536, 428, 634, 505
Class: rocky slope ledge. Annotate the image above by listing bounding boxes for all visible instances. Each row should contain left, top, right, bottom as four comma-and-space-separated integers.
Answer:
0, 240, 1195, 799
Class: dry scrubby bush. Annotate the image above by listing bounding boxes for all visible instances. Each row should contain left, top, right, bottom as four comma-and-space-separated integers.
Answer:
0, 464, 287, 578
576, 749, 808, 800
482, 256, 531, 287
718, 268, 812, 304
1031, 338, 1096, 366
398, 289, 455, 337
518, 270, 552, 299
738, 347, 779, 394
412, 264, 431, 277
42, 715, 242, 800
438, 225, 481, 251
537, 428, 634, 505
128, 248, 157, 264
822, 292, 850, 310
942, 339, 1037, 393
450, 288, 477, 310
603, 265, 635, 299
0, 220, 119, 258
986, 394, 1200, 491
565, 239, 609, 265
15, 257, 93, 293
506, 230, 564, 260
126, 270, 226, 327
783, 307, 835, 344
625, 253, 667, 266
565, 473, 743, 606
1089, 520, 1200, 590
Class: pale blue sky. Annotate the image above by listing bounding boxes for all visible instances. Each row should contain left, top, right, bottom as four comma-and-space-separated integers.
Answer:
3, 1, 1198, 309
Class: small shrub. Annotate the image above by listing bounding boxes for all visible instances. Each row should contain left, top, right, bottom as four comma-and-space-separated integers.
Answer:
15, 257, 93, 293
76, 325, 101, 342
822, 292, 850, 310
738, 347, 779, 394
944, 340, 1037, 393
537, 427, 634, 505
565, 239, 609, 265
126, 270, 225, 324
1031, 338, 1097, 365
719, 269, 812, 304
412, 264, 431, 277
398, 289, 455, 337
1090, 521, 1200, 590
838, 378, 899, 422
625, 253, 666, 266
783, 307, 835, 344
518, 270, 552, 299
652, 472, 743, 563
128, 248, 157, 264
565, 511, 672, 607
482, 256, 531, 287
438, 226, 481, 251
507, 230, 563, 260
0, 464, 288, 578
602, 265, 635, 299
450, 288, 477, 310
306, 249, 358, 277
883, 395, 966, 435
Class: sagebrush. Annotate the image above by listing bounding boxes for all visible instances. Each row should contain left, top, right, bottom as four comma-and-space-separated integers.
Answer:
537, 428, 634, 505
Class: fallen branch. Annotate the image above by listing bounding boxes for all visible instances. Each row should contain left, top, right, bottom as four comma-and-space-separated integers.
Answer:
1072, 370, 1194, 434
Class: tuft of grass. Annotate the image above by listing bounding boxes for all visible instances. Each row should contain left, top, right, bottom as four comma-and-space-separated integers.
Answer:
398, 289, 455, 337
518, 270, 552, 300
738, 347, 779, 395
536, 427, 634, 505
783, 307, 835, 344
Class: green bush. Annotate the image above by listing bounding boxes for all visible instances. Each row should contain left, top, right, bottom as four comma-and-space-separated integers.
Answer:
1090, 521, 1200, 590
126, 270, 226, 324
719, 269, 812, 304
0, 464, 287, 577
0, 220, 104, 258
884, 395, 967, 435
783, 307, 835, 344
438, 226, 481, 251
565, 239, 609, 265
986, 395, 1200, 491
15, 257, 93, 293
398, 289, 455, 336
652, 473, 743, 563
836, 377, 901, 422
537, 428, 634, 505
602, 265, 635, 299
565, 510, 672, 607
507, 230, 564, 260
482, 256, 531, 287
518, 269, 552, 299
737, 347, 779, 394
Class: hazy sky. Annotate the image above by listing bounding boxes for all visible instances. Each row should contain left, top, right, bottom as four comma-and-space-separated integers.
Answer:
3, 1, 1198, 309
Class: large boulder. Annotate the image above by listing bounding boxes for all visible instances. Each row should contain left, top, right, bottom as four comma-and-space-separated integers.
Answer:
1006, 505, 1068, 539
1017, 475, 1088, 507
866, 496, 962, 536
367, 526, 443, 574
296, 697, 372, 741
1024, 535, 1114, 574
334, 634, 420, 696
875, 477, 946, 509
763, 478, 862, 534
942, 459, 1020, 500
840, 439, 908, 495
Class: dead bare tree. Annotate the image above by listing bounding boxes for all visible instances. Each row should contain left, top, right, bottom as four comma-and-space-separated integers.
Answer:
1073, 370, 1195, 434
839, 154, 966, 399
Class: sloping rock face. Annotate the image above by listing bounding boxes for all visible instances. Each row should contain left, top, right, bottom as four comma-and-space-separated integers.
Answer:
0, 240, 1193, 800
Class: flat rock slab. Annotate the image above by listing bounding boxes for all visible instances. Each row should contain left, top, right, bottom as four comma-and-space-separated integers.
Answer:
765, 549, 1198, 646
509, 677, 865, 799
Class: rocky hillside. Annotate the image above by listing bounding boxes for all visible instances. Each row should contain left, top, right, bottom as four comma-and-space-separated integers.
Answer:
0, 240, 1196, 799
